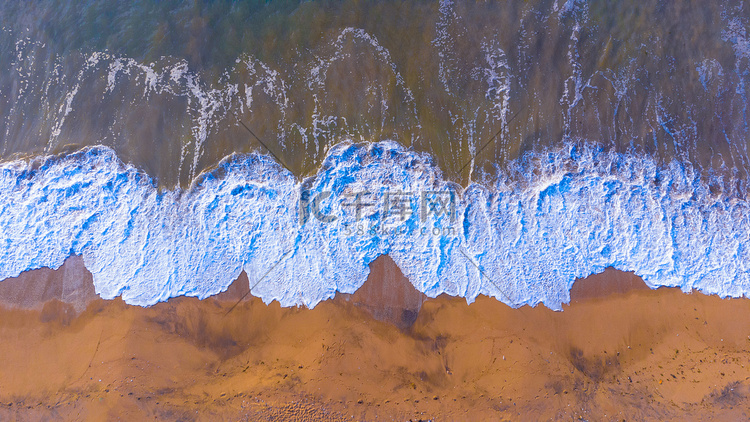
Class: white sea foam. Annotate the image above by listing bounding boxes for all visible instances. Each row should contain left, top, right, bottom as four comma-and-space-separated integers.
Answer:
1, 142, 749, 309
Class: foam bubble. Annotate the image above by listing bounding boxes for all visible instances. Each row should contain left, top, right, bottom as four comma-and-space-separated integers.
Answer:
1, 142, 749, 309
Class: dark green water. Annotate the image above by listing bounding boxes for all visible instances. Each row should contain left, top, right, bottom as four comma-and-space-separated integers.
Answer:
1, 0, 748, 187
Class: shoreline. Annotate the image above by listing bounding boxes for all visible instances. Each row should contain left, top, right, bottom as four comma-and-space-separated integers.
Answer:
3, 141, 750, 311
0, 259, 749, 420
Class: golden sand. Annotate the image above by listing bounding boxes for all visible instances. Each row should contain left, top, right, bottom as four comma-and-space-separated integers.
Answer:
0, 257, 749, 420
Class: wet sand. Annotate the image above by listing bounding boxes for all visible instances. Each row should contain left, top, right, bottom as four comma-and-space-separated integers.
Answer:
0, 258, 749, 421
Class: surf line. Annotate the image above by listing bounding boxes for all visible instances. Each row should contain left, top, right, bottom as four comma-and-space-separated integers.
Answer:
458, 247, 517, 307
237, 118, 302, 180
224, 249, 296, 316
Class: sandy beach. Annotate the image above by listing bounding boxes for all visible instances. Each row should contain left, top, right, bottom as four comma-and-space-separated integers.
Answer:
2, 2, 750, 420
0, 257, 749, 421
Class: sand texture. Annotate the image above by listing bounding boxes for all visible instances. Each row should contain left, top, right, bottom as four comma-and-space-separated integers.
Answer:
0, 257, 749, 420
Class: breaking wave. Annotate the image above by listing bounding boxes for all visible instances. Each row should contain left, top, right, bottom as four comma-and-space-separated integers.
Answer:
1, 141, 748, 309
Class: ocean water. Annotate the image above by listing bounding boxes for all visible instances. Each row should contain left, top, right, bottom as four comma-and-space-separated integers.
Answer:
0, 0, 749, 308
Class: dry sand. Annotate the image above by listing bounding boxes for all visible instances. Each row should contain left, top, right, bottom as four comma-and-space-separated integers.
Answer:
0, 257, 749, 421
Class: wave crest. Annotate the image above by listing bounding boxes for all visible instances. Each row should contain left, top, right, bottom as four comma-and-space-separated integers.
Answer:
1, 142, 749, 309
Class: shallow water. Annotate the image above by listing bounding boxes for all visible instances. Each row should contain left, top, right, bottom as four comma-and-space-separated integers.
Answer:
2, 0, 749, 184
1, 0, 749, 307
